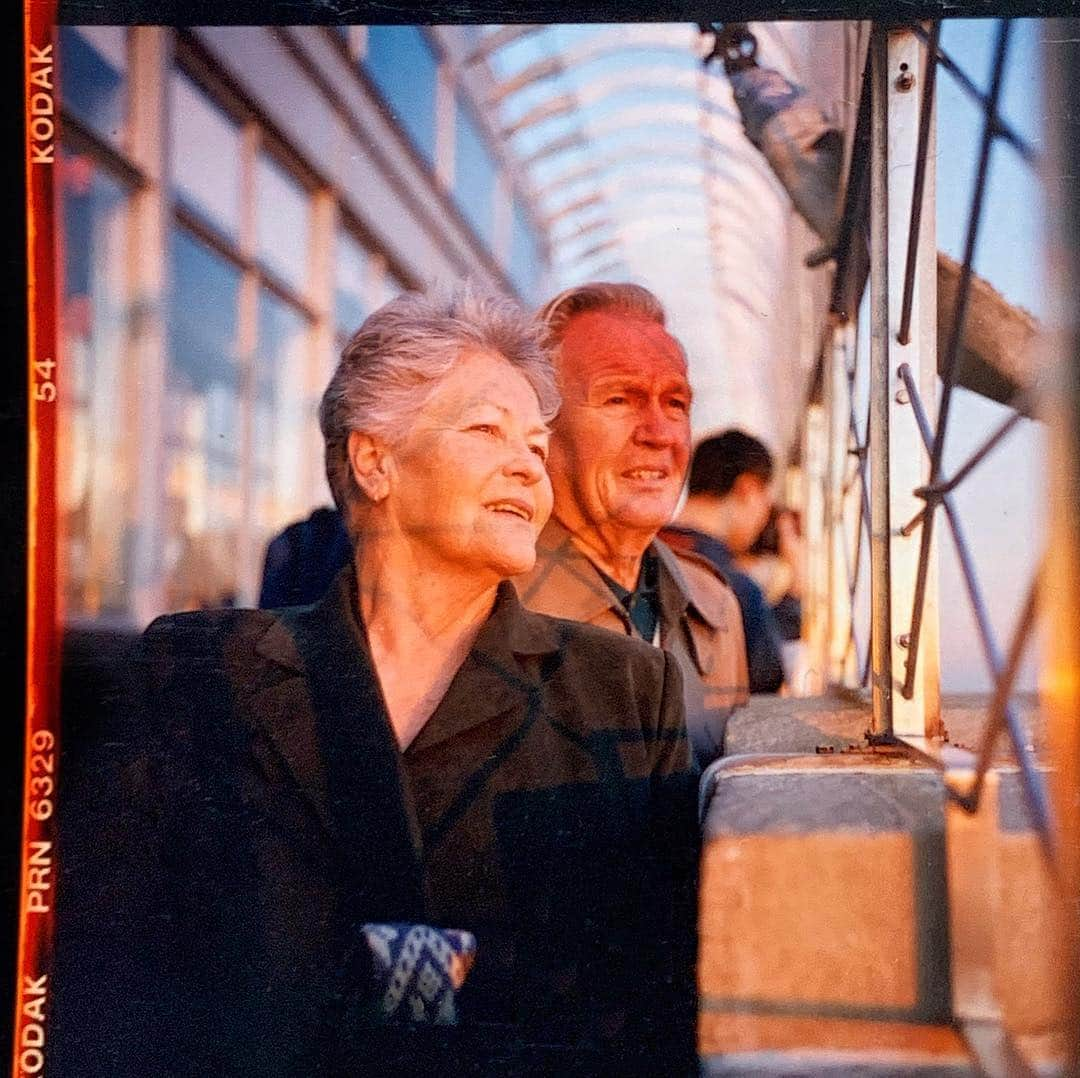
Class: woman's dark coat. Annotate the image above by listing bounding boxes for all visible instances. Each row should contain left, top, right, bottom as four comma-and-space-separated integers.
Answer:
50, 569, 699, 1076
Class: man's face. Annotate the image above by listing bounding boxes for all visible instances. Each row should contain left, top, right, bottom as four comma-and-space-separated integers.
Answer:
547, 310, 692, 549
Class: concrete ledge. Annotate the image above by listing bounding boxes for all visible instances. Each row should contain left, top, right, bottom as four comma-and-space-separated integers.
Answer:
725, 692, 1045, 760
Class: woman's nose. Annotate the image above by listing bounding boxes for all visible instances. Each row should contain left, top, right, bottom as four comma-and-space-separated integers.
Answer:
505, 442, 546, 484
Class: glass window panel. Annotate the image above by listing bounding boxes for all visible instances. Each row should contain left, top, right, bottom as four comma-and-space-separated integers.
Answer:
164, 228, 243, 611
374, 267, 406, 310
454, 98, 497, 247
335, 230, 368, 336
509, 199, 542, 302
59, 151, 133, 620
255, 154, 311, 294
59, 26, 127, 146
169, 73, 241, 240
364, 26, 437, 167
255, 291, 315, 537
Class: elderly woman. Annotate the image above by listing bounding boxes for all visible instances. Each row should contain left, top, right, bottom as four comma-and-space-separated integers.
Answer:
51, 290, 699, 1077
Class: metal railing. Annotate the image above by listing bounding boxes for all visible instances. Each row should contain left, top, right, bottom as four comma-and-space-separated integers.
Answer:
802, 19, 1076, 1072
813, 20, 1052, 842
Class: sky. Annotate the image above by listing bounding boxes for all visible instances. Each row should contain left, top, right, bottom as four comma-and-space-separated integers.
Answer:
852, 17, 1048, 693
912, 18, 1046, 693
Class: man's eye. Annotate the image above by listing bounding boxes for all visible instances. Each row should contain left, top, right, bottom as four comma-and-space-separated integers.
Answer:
605, 395, 628, 406
470, 424, 499, 436
669, 398, 690, 413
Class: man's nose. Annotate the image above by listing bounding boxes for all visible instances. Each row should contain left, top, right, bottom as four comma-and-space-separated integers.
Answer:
633, 400, 681, 445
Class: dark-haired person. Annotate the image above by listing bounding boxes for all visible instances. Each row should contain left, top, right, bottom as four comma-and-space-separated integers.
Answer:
661, 428, 787, 695
258, 503, 352, 609
51, 288, 698, 1076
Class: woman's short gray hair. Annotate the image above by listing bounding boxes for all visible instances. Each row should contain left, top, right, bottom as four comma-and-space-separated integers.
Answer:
319, 286, 560, 524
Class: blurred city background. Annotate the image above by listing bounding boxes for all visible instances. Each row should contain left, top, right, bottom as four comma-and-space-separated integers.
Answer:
58, 21, 1045, 691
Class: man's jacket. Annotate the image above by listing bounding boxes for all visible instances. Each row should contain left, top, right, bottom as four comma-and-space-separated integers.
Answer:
661, 524, 786, 694
515, 518, 749, 767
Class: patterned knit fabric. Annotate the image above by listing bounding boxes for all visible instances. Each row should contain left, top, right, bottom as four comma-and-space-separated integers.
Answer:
362, 923, 477, 1025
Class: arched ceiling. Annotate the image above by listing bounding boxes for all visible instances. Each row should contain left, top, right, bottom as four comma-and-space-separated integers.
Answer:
469, 21, 823, 434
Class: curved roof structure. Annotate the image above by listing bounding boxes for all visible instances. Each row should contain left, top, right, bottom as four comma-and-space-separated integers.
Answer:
472, 20, 851, 441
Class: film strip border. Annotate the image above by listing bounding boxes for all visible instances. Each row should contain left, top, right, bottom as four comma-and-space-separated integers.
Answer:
17, 2, 60, 1076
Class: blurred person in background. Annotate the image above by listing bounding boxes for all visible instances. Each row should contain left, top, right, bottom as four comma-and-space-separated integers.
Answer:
662, 429, 787, 694
738, 506, 804, 643
52, 288, 699, 1076
258, 504, 351, 608
516, 282, 749, 771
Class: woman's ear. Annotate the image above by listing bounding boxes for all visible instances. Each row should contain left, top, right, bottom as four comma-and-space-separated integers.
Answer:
347, 431, 393, 503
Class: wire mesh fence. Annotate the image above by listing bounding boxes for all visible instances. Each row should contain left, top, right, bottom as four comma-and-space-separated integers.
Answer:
821, 19, 1054, 861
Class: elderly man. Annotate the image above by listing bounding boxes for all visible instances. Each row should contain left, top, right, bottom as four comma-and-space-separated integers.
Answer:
515, 283, 748, 767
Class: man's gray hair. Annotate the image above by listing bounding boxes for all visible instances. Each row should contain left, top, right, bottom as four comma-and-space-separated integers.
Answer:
319, 285, 560, 524
538, 281, 667, 343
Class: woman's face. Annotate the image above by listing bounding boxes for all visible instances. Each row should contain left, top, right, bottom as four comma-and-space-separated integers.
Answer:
382, 349, 553, 580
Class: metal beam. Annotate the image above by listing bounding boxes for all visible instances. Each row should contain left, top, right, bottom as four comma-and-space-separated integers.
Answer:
826, 321, 856, 684
868, 28, 893, 734
802, 401, 829, 695
887, 25, 941, 737
867, 26, 940, 737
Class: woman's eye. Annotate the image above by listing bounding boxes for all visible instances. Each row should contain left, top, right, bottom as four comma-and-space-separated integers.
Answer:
530, 445, 548, 462
470, 424, 498, 436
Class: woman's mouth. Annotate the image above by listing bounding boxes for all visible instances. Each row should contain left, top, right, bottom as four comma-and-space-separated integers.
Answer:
485, 500, 534, 521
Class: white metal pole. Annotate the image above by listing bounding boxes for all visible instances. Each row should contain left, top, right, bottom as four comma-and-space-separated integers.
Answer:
826, 320, 855, 684
889, 26, 941, 738
802, 400, 828, 696
869, 26, 941, 736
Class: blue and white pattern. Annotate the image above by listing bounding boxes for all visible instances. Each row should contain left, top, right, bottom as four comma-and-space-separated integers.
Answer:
362, 923, 477, 1025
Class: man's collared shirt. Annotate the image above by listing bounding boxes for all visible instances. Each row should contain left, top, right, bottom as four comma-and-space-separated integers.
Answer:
594, 548, 661, 643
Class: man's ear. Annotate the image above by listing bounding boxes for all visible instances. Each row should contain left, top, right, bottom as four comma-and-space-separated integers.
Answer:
731, 472, 760, 501
347, 430, 393, 503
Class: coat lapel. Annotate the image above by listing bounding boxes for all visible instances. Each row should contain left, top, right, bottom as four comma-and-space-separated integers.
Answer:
408, 582, 562, 756
405, 583, 564, 853
654, 539, 729, 629
244, 644, 336, 837
251, 567, 427, 921
654, 538, 727, 677
516, 519, 631, 629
